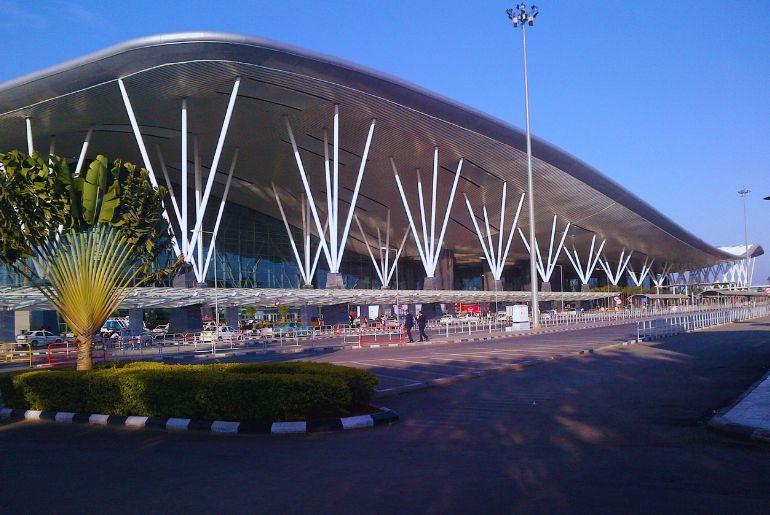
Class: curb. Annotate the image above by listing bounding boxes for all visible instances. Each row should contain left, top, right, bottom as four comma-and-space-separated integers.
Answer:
0, 406, 399, 435
707, 368, 770, 444
708, 415, 770, 444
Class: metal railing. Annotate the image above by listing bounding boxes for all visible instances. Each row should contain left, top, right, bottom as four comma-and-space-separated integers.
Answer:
637, 304, 770, 342
1, 342, 32, 368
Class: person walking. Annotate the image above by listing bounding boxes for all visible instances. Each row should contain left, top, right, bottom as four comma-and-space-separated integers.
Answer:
417, 310, 429, 342
404, 310, 415, 343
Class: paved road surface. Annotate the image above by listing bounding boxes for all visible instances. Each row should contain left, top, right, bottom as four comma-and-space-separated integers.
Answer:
190, 322, 640, 393
2, 319, 770, 513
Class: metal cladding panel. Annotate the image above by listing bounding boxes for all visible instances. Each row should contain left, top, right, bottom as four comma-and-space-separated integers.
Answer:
0, 32, 733, 271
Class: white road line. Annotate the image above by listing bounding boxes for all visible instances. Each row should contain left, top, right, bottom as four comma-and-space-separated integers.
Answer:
381, 358, 479, 370
344, 361, 449, 376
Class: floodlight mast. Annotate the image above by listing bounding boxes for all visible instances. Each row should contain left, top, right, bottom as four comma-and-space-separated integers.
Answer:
739, 188, 751, 289
507, 3, 541, 328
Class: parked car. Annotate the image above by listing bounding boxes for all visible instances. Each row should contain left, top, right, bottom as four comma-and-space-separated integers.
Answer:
16, 330, 62, 347
201, 326, 243, 342
111, 329, 153, 346
152, 324, 169, 336
100, 318, 128, 338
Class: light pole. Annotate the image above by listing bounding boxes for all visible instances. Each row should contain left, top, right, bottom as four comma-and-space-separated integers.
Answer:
739, 189, 751, 290
195, 228, 219, 354
506, 3, 540, 328
554, 263, 564, 311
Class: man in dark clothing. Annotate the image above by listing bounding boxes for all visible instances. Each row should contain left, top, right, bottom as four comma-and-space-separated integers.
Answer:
404, 310, 415, 343
417, 310, 429, 342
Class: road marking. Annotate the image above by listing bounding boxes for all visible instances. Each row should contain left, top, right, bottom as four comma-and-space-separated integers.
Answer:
380, 358, 479, 370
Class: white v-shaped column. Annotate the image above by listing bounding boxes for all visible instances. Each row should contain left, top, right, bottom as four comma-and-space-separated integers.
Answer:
518, 215, 571, 282
354, 212, 410, 288
628, 256, 655, 287
285, 105, 376, 275
562, 235, 605, 286
463, 184, 525, 280
598, 249, 633, 286
392, 148, 463, 279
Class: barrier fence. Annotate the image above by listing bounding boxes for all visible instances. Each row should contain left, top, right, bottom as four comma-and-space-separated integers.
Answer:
1, 342, 32, 368
637, 304, 770, 342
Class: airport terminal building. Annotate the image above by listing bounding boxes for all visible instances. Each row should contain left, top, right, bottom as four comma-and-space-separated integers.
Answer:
0, 32, 762, 330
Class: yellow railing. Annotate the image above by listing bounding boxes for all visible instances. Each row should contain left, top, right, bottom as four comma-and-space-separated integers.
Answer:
1, 342, 33, 368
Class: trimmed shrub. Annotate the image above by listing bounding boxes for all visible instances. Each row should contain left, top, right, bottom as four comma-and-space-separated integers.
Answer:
0, 361, 377, 421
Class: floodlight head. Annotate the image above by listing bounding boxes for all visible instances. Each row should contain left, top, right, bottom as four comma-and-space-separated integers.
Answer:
764, 196, 770, 201
517, 3, 527, 11
532, 5, 539, 16
506, 8, 514, 19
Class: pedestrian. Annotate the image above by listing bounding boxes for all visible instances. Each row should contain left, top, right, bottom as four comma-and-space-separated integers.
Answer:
404, 310, 415, 343
417, 310, 429, 342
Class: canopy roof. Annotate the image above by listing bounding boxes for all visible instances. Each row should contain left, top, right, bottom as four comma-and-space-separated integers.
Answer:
0, 286, 617, 311
0, 32, 735, 271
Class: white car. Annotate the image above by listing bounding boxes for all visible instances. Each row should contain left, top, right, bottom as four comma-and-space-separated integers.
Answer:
439, 315, 460, 325
152, 324, 169, 335
16, 330, 62, 347
201, 326, 244, 342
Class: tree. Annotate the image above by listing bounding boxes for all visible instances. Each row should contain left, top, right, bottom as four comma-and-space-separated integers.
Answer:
0, 151, 180, 370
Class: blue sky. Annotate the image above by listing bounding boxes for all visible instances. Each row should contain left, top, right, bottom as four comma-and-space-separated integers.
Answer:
2, 0, 769, 283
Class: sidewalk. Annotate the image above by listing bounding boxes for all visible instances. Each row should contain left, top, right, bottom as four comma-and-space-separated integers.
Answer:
710, 369, 770, 443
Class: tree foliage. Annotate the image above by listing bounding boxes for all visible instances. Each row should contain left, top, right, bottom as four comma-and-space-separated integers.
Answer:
0, 150, 181, 370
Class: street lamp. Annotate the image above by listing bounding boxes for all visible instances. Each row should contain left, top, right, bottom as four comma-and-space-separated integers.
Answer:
195, 228, 219, 355
506, 3, 541, 328
554, 263, 564, 311
381, 246, 399, 320
739, 189, 751, 290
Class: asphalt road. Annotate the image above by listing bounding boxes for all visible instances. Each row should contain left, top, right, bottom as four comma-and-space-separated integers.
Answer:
187, 322, 641, 393
2, 319, 770, 513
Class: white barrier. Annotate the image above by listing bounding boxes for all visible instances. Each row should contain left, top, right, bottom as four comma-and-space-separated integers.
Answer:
636, 304, 770, 342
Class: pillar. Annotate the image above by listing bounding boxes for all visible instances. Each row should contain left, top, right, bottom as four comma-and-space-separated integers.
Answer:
169, 305, 204, 334
435, 249, 455, 290
0, 311, 15, 341
128, 309, 144, 333
325, 273, 344, 289
225, 306, 240, 328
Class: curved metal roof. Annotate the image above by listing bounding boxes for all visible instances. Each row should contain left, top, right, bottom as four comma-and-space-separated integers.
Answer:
0, 32, 734, 271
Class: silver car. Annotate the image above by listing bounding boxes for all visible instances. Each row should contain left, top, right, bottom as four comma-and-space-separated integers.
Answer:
16, 330, 62, 347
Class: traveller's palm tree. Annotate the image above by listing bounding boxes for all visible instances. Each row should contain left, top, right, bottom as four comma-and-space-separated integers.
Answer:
0, 151, 179, 370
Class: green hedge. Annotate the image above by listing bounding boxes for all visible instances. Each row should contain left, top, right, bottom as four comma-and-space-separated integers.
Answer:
0, 361, 378, 421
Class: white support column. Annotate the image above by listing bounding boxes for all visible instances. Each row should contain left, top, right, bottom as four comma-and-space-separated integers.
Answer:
336, 118, 376, 271
25, 118, 34, 155
628, 256, 655, 288
181, 99, 188, 259
187, 78, 241, 260
273, 184, 310, 286
194, 136, 203, 279
392, 152, 463, 280
273, 183, 329, 287
74, 127, 93, 176
155, 144, 183, 242
202, 149, 239, 280
517, 214, 570, 282
386, 229, 410, 286
598, 249, 633, 286
650, 262, 672, 291
285, 110, 376, 276
464, 187, 525, 280
117, 78, 181, 258
355, 215, 386, 286
562, 235, 606, 285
